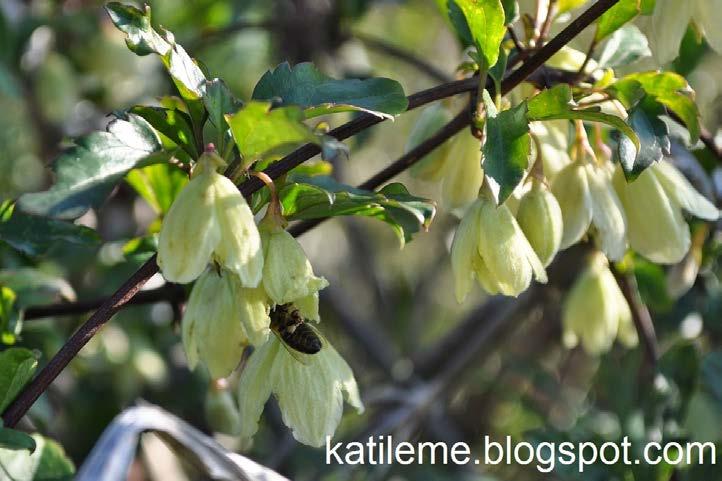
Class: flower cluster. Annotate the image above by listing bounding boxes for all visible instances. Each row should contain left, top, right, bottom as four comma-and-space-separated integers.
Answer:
156, 147, 362, 446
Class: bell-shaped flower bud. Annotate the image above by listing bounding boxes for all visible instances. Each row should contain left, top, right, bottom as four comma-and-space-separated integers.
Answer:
406, 104, 454, 181
516, 180, 564, 267
613, 161, 719, 264
530, 120, 572, 181
552, 161, 628, 260
236, 335, 364, 447
441, 133, 484, 209
205, 379, 242, 435
562, 252, 637, 355
157, 149, 263, 285
182, 268, 270, 379
260, 226, 329, 314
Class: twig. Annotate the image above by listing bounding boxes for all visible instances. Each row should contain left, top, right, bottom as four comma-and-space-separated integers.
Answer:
576, 37, 598, 79
539, 0, 559, 42
353, 32, 453, 83
610, 265, 660, 368
1, 0, 621, 428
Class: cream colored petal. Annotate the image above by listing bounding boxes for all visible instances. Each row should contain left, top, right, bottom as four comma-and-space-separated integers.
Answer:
477, 197, 536, 297
235, 283, 271, 347
614, 165, 690, 264
181, 271, 206, 370
547, 46, 599, 73
407, 104, 454, 181
530, 120, 572, 181
648, 0, 693, 64
237, 336, 281, 441
586, 164, 628, 261
262, 230, 328, 306
213, 173, 264, 287
157, 173, 221, 283
273, 339, 363, 447
693, 0, 722, 54
654, 161, 720, 221
471, 251, 501, 295
552, 162, 593, 249
194, 271, 249, 379
295, 292, 321, 322
441, 134, 484, 209
450, 200, 482, 302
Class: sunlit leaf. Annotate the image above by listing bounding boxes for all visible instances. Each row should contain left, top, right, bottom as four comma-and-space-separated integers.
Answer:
448, 0, 506, 68
0, 347, 38, 413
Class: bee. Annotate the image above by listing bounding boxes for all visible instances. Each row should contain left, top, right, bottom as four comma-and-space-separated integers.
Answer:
270, 303, 323, 355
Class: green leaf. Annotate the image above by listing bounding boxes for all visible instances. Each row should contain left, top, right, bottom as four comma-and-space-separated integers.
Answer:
448, 0, 506, 68
280, 177, 436, 245
0, 434, 74, 481
482, 91, 530, 204
125, 163, 188, 215
0, 348, 38, 413
528, 84, 640, 151
106, 3, 206, 100
597, 24, 651, 68
633, 255, 673, 311
618, 99, 670, 180
252, 62, 408, 119
17, 114, 166, 220
0, 203, 100, 256
610, 72, 700, 141
0, 286, 20, 344
225, 101, 320, 166
0, 428, 36, 453
202, 78, 243, 153
0, 268, 76, 309
558, 0, 589, 13
129, 106, 197, 157
703, 351, 722, 407
595, 0, 641, 41
501, 0, 519, 24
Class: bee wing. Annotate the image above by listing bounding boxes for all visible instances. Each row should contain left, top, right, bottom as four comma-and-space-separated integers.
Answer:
273, 331, 315, 365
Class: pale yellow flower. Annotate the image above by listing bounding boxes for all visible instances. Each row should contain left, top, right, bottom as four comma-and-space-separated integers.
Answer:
516, 180, 564, 267
441, 133, 484, 209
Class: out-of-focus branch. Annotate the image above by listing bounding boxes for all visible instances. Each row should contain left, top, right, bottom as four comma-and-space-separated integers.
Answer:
610, 265, 660, 367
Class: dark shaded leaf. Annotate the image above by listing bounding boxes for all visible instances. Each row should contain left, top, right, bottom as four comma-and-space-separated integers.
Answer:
0, 203, 100, 256
0, 347, 38, 413
633, 255, 673, 311
106, 2, 206, 100
703, 352, 722, 407
280, 177, 436, 245
252, 62, 407, 119
225, 102, 319, 166
0, 428, 36, 453
618, 99, 670, 180
202, 78, 243, 153
18, 114, 166, 220
482, 91, 530, 204
0, 268, 75, 308
129, 106, 197, 157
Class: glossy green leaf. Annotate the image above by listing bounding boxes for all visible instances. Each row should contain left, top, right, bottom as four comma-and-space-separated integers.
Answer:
129, 106, 197, 157
448, 0, 506, 68
0, 268, 76, 308
610, 72, 700, 141
203, 78, 243, 153
280, 177, 436, 245
501, 0, 519, 24
633, 255, 673, 311
482, 91, 530, 204
252, 62, 408, 119
225, 101, 320, 166
18, 114, 166, 220
0, 434, 74, 481
618, 99, 670, 180
106, 3, 206, 100
0, 203, 100, 256
125, 163, 188, 215
0, 428, 36, 453
0, 348, 38, 413
596, 0, 641, 41
528, 84, 640, 151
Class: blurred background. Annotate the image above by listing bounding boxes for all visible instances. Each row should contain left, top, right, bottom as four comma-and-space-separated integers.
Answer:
1, 0, 722, 480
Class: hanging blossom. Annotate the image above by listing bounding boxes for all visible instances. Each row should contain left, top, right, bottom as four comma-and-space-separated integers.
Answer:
236, 334, 364, 447
259, 199, 329, 321
562, 252, 638, 355
643, 0, 722, 65
451, 184, 548, 301
551, 123, 628, 261
182, 267, 270, 379
516, 179, 564, 268
613, 160, 720, 264
157, 146, 263, 285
